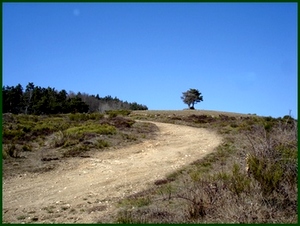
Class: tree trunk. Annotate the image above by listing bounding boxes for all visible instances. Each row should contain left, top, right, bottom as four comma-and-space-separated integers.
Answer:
190, 102, 195, 109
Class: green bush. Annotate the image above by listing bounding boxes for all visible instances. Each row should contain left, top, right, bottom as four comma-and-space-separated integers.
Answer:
16, 114, 38, 123
96, 139, 110, 149
68, 113, 104, 121
119, 196, 151, 208
32, 123, 56, 136
247, 154, 283, 196
2, 148, 8, 159
68, 113, 89, 121
106, 109, 132, 118
22, 144, 32, 152
88, 113, 104, 120
229, 163, 251, 196
3, 129, 26, 141
213, 172, 231, 181
3, 114, 70, 143
63, 138, 80, 148
65, 124, 116, 135
122, 133, 137, 141
245, 121, 297, 198
276, 142, 297, 161
21, 125, 32, 133
275, 142, 297, 189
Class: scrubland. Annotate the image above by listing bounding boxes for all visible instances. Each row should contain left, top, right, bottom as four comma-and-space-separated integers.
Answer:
2, 110, 297, 223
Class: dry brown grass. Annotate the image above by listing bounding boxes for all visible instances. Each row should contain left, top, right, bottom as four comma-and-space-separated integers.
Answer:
115, 110, 298, 223
3, 110, 297, 223
131, 109, 254, 117
2, 113, 159, 178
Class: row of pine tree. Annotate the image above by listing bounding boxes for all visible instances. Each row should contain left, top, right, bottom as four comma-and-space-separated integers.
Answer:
2, 82, 148, 115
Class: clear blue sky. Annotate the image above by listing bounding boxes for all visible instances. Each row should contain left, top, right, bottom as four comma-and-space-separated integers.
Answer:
3, 3, 298, 118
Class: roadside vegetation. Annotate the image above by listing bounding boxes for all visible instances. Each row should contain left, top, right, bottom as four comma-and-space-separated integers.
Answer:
115, 110, 297, 223
2, 109, 297, 223
2, 110, 158, 177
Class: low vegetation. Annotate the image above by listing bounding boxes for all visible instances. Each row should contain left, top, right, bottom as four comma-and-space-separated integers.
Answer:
116, 110, 297, 223
2, 110, 158, 177
2, 109, 297, 223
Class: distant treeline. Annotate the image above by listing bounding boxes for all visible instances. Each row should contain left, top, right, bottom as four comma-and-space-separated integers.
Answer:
2, 82, 148, 115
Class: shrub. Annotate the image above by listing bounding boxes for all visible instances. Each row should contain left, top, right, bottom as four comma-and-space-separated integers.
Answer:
32, 123, 56, 137
2, 146, 9, 159
65, 124, 116, 135
114, 113, 297, 224
110, 116, 135, 129
122, 133, 137, 141
106, 109, 132, 118
117, 210, 146, 224
88, 113, 104, 120
63, 144, 89, 157
186, 114, 216, 124
247, 154, 283, 196
245, 121, 297, 197
22, 125, 31, 133
229, 163, 251, 196
3, 129, 26, 141
68, 113, 104, 121
22, 144, 32, 152
31, 117, 68, 137
68, 113, 89, 121
63, 138, 80, 148
96, 139, 110, 149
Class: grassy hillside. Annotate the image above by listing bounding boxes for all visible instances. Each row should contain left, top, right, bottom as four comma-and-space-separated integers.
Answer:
2, 110, 158, 178
2, 109, 297, 223
115, 110, 298, 223
131, 109, 255, 117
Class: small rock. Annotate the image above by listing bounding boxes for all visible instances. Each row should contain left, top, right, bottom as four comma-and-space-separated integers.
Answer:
61, 204, 71, 210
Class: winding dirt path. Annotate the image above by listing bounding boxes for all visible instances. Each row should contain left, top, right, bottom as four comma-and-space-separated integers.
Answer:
3, 121, 222, 223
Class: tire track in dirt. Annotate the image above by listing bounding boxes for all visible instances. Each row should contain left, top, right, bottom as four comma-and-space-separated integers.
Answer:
3, 121, 222, 223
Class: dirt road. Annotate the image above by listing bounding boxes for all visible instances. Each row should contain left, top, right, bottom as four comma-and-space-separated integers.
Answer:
3, 121, 222, 223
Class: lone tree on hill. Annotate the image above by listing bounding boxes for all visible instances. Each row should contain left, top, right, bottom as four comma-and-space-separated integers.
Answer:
181, 88, 203, 109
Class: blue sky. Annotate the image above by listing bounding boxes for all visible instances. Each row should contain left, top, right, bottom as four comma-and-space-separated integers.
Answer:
3, 3, 298, 118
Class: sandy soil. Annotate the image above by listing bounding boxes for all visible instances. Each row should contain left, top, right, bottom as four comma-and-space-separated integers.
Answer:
3, 121, 222, 223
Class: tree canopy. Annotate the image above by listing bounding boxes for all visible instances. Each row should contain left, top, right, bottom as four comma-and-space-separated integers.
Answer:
2, 82, 148, 115
181, 88, 203, 109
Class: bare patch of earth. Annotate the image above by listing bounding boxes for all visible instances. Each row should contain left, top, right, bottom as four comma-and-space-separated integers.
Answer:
3, 121, 222, 223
